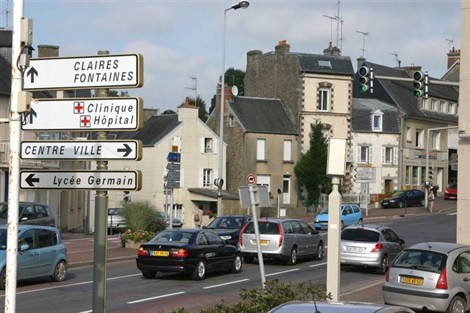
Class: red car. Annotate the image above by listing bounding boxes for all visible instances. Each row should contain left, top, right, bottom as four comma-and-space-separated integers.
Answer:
444, 183, 457, 200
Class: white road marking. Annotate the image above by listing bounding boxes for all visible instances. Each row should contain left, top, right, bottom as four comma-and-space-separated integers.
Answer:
309, 262, 327, 268
203, 278, 250, 289
127, 291, 186, 304
265, 268, 300, 276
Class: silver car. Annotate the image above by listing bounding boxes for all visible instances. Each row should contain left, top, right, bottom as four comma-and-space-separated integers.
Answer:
238, 218, 324, 265
383, 242, 470, 313
268, 300, 415, 313
341, 224, 405, 274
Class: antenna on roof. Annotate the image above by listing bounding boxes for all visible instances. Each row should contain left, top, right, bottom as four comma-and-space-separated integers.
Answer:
445, 38, 454, 50
356, 31, 369, 57
185, 76, 198, 103
322, 1, 344, 52
392, 52, 401, 67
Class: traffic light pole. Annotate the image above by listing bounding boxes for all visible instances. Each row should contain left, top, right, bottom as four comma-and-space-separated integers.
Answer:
373, 75, 459, 87
425, 126, 458, 207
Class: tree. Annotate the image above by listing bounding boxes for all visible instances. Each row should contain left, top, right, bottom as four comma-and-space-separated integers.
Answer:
162, 109, 176, 115
294, 119, 329, 211
209, 67, 245, 114
108, 90, 130, 97
179, 96, 209, 122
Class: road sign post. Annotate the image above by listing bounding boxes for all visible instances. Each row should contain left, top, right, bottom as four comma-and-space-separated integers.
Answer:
23, 54, 143, 91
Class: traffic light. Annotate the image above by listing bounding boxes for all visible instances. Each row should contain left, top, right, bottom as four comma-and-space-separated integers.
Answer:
358, 66, 373, 93
413, 71, 428, 98
123, 191, 131, 203
428, 166, 434, 180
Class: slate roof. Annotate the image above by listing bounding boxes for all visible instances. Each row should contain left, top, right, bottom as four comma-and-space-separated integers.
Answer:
188, 188, 239, 200
228, 97, 298, 135
115, 113, 180, 146
352, 98, 400, 133
353, 61, 458, 124
296, 53, 355, 76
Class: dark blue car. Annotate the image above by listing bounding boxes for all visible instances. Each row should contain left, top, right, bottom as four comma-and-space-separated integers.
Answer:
381, 189, 425, 208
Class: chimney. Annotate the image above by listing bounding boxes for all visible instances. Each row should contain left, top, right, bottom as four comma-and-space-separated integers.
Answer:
447, 46, 460, 69
38, 44, 60, 57
275, 40, 290, 55
247, 49, 262, 66
323, 41, 341, 56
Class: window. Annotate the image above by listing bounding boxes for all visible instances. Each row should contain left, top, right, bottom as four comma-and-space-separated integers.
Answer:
229, 115, 234, 127
382, 147, 398, 164
203, 169, 212, 187
204, 138, 213, 153
372, 111, 383, 131
318, 88, 329, 111
357, 145, 371, 164
412, 166, 419, 185
257, 139, 266, 161
406, 127, 412, 142
432, 131, 441, 150
431, 99, 437, 111
439, 101, 445, 112
283, 140, 292, 161
415, 129, 424, 148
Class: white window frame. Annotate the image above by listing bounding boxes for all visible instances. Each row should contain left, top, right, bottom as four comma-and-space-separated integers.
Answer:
318, 88, 329, 111
257, 139, 266, 161
283, 140, 292, 161
416, 129, 424, 148
202, 168, 212, 187
372, 111, 383, 132
357, 145, 372, 164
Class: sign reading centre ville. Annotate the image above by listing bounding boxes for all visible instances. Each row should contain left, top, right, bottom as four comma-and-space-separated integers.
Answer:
21, 97, 143, 131
20, 170, 142, 190
21, 140, 142, 160
23, 54, 143, 90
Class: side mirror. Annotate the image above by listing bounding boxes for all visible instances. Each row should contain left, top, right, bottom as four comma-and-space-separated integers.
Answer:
19, 242, 30, 252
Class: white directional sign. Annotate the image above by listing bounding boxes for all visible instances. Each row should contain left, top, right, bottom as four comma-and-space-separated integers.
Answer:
22, 97, 143, 131
20, 170, 142, 190
21, 140, 142, 160
23, 54, 143, 91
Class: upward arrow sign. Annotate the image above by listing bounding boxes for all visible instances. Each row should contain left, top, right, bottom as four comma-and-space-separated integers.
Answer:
26, 67, 38, 83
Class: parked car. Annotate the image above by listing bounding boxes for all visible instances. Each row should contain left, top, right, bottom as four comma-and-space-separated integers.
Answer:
313, 203, 363, 230
204, 215, 252, 246
238, 218, 324, 265
0, 225, 68, 289
383, 242, 470, 313
108, 207, 126, 231
0, 201, 56, 226
135, 228, 242, 280
381, 189, 425, 208
444, 183, 458, 200
163, 217, 183, 228
268, 300, 415, 313
341, 224, 406, 274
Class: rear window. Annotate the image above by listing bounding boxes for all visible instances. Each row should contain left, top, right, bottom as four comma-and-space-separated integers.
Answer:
393, 250, 446, 272
243, 222, 280, 235
341, 228, 379, 242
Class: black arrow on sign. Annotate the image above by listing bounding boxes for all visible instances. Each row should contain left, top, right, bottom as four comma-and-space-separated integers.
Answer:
26, 67, 38, 83
25, 174, 40, 187
22, 107, 37, 125
117, 144, 132, 157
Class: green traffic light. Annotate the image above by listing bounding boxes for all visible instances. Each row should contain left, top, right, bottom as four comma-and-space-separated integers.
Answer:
360, 85, 368, 92
414, 90, 423, 97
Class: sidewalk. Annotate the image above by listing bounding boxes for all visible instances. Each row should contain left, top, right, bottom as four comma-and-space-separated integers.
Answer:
62, 197, 456, 268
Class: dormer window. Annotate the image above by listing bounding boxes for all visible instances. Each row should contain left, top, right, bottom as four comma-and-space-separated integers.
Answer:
371, 110, 383, 132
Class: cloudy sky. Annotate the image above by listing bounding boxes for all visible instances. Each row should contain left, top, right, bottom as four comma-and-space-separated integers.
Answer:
4, 0, 463, 112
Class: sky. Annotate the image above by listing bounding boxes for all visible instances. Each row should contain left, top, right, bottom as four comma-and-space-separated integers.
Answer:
1, 0, 463, 113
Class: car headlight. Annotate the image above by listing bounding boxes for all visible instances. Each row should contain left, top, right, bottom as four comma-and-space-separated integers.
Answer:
220, 235, 231, 240
314, 219, 319, 223
389, 199, 397, 203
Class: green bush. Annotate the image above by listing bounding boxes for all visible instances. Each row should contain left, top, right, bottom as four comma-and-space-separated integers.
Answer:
169, 279, 331, 313
119, 200, 159, 232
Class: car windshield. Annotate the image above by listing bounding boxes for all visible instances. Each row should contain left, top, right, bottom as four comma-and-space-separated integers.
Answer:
243, 222, 279, 235
151, 230, 193, 243
393, 250, 446, 272
0, 229, 6, 249
342, 228, 379, 242
391, 191, 404, 197
447, 183, 457, 189
207, 217, 242, 229
0, 204, 8, 219
319, 208, 328, 214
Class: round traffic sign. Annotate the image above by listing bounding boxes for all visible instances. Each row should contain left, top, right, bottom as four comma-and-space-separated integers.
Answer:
246, 174, 256, 185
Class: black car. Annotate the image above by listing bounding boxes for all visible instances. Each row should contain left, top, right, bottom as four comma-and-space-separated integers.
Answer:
204, 215, 252, 246
136, 228, 242, 280
381, 189, 425, 208
0, 202, 56, 226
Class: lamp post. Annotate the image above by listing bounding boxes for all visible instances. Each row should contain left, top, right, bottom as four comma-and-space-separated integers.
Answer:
217, 0, 250, 216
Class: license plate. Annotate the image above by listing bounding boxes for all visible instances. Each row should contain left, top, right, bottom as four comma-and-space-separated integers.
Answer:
153, 250, 169, 257
252, 239, 269, 245
401, 276, 423, 285
346, 246, 364, 252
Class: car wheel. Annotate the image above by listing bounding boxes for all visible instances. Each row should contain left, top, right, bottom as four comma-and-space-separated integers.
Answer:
314, 242, 324, 260
0, 268, 5, 290
52, 261, 67, 282
420, 199, 425, 206
358, 218, 363, 226
398, 201, 405, 208
231, 254, 242, 273
286, 247, 298, 265
446, 295, 466, 313
243, 255, 255, 264
191, 260, 206, 280
341, 221, 344, 229
141, 270, 157, 279
376, 255, 388, 275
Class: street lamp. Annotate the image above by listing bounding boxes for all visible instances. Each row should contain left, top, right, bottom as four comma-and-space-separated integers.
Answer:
217, 1, 250, 216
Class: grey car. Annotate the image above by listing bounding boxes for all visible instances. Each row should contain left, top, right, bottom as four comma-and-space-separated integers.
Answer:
238, 218, 324, 265
0, 202, 56, 227
383, 242, 470, 313
341, 224, 405, 274
268, 300, 415, 313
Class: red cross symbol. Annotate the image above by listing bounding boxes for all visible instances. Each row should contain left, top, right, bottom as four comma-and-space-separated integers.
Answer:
80, 115, 91, 127
74, 102, 85, 114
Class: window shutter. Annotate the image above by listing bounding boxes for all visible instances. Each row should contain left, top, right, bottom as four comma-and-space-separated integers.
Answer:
381, 147, 386, 164
198, 168, 203, 187
368, 147, 373, 163
393, 147, 399, 165
200, 138, 205, 154
356, 146, 361, 163
213, 138, 218, 155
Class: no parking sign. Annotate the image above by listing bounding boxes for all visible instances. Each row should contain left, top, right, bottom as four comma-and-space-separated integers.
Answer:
246, 173, 256, 185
